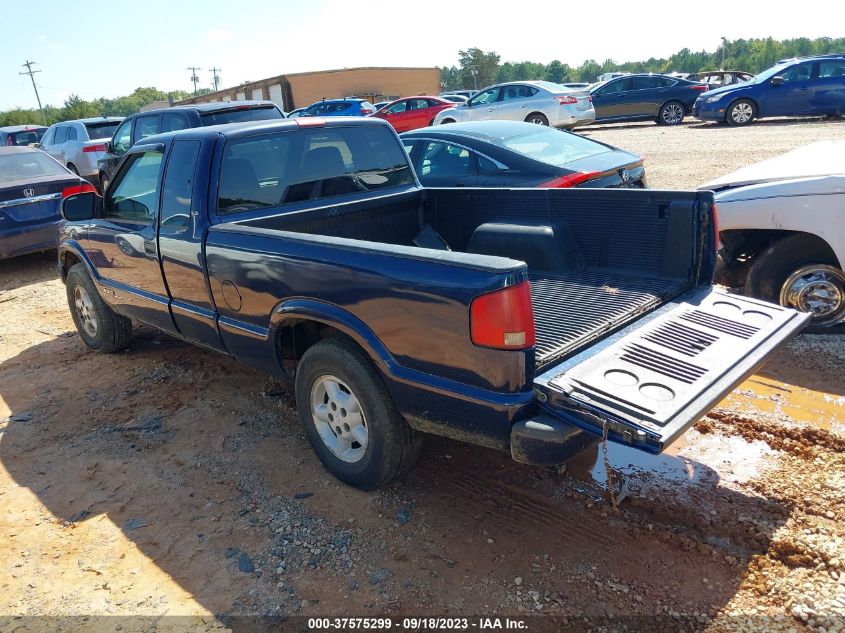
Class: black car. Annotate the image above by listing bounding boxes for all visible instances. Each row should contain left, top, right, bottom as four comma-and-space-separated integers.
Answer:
589, 73, 709, 125
97, 101, 284, 190
0, 125, 48, 147
0, 146, 93, 259
400, 120, 645, 188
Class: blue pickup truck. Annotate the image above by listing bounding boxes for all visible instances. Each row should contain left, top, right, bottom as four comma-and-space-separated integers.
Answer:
57, 117, 809, 489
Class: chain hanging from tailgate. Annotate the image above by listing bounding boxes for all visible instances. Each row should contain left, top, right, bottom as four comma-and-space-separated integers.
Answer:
601, 419, 619, 512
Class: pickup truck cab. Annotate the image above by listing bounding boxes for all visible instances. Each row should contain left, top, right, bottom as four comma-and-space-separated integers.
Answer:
58, 117, 809, 490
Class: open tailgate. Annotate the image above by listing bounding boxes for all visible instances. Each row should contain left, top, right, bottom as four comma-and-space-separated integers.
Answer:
533, 288, 810, 453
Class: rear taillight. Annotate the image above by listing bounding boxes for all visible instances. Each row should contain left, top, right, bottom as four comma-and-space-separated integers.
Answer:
83, 143, 106, 153
470, 281, 535, 350
539, 171, 601, 188
691, 84, 708, 91
554, 95, 578, 105
62, 183, 97, 198
360, 108, 374, 116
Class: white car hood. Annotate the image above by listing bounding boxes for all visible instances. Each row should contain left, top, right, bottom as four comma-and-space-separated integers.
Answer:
698, 141, 845, 191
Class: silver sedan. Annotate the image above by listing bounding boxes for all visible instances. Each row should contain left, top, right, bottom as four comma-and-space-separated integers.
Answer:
432, 81, 595, 129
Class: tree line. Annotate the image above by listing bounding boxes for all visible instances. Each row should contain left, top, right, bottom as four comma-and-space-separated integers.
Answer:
0, 87, 211, 127
440, 36, 845, 90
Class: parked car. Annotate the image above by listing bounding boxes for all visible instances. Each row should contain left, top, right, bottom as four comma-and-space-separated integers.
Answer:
596, 72, 630, 83
693, 54, 845, 126
440, 90, 475, 99
300, 98, 376, 118
0, 146, 94, 259
370, 96, 455, 132
40, 117, 123, 185
400, 120, 645, 188
288, 108, 309, 118
440, 94, 469, 104
0, 125, 48, 147
700, 141, 845, 328
590, 74, 708, 125
372, 101, 391, 111
57, 117, 806, 490
689, 71, 754, 88
433, 81, 595, 129
97, 101, 283, 191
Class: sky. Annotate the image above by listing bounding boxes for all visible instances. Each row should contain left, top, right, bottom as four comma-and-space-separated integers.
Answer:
2, 0, 843, 111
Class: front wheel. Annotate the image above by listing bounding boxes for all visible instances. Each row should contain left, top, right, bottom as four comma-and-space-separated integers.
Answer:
726, 99, 756, 126
65, 263, 133, 352
525, 112, 549, 126
745, 235, 845, 329
294, 338, 421, 489
657, 101, 685, 125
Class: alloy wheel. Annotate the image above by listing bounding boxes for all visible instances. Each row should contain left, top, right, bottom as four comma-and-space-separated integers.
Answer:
74, 285, 98, 337
310, 375, 369, 463
779, 265, 845, 326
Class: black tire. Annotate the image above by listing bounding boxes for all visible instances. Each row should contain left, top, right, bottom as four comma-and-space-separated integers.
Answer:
428, 118, 436, 127
525, 112, 549, 126
726, 99, 756, 126
657, 101, 685, 125
439, 118, 456, 125
99, 172, 109, 193
295, 338, 421, 490
65, 263, 133, 352
66, 163, 80, 175
745, 234, 845, 330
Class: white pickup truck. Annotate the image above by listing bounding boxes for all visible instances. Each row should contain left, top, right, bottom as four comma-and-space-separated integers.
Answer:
701, 141, 845, 329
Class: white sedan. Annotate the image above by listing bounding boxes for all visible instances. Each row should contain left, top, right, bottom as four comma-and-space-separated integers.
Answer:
699, 141, 845, 328
432, 81, 595, 130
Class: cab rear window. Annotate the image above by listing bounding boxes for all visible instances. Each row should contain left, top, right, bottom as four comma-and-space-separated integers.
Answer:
201, 106, 283, 126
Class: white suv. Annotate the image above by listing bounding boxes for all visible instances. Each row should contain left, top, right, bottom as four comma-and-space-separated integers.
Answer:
39, 117, 123, 187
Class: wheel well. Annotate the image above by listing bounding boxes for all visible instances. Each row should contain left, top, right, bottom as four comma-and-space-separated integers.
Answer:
721, 229, 840, 270
276, 320, 365, 377
60, 251, 82, 281
726, 95, 758, 113
525, 111, 546, 121
440, 118, 455, 124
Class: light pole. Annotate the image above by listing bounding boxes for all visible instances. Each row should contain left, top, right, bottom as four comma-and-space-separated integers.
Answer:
470, 68, 478, 90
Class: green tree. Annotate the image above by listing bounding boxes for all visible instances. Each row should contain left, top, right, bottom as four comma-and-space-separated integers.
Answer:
61, 95, 101, 120
458, 47, 501, 89
545, 60, 570, 83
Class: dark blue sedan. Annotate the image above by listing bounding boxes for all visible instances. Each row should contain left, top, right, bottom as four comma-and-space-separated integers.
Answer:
0, 147, 93, 259
400, 120, 645, 189
589, 73, 709, 125
694, 54, 845, 125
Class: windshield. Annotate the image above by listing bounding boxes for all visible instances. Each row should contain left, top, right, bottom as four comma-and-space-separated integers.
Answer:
753, 62, 792, 84
201, 106, 283, 125
500, 128, 609, 167
10, 130, 45, 146
0, 152, 66, 183
85, 122, 121, 140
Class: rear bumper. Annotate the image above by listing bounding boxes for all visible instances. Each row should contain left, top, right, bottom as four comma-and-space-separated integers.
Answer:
553, 108, 596, 128
510, 415, 595, 465
0, 220, 60, 259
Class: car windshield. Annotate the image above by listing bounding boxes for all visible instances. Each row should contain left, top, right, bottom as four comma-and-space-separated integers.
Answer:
85, 122, 121, 139
753, 63, 792, 84
201, 106, 283, 125
0, 152, 66, 183
499, 129, 609, 167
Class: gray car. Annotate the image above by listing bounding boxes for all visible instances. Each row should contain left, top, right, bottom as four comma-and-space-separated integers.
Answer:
433, 81, 595, 129
39, 117, 122, 186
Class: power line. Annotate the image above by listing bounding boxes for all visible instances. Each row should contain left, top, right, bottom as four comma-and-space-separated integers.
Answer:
187, 66, 201, 94
209, 67, 222, 92
20, 60, 46, 125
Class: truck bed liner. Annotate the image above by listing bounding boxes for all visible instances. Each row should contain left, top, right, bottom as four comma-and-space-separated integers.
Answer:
530, 270, 687, 368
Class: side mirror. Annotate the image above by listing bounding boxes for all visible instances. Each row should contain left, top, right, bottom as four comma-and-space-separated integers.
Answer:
62, 192, 101, 221
32, 142, 40, 149
770, 76, 785, 86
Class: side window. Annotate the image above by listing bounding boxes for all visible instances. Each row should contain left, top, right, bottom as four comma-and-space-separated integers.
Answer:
819, 61, 845, 78
420, 141, 476, 177
162, 113, 190, 133
66, 126, 79, 141
133, 116, 160, 143
478, 154, 505, 172
160, 141, 200, 235
112, 119, 133, 154
409, 98, 430, 110
386, 101, 408, 114
106, 152, 164, 225
41, 128, 55, 146
599, 78, 632, 95
469, 87, 500, 106
780, 63, 814, 82
402, 141, 415, 155
54, 126, 68, 144
633, 77, 659, 90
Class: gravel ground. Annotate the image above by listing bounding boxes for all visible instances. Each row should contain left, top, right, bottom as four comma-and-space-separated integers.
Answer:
1, 117, 844, 633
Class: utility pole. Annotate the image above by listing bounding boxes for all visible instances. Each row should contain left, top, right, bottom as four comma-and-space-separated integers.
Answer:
187, 66, 201, 94
209, 67, 221, 92
20, 60, 46, 125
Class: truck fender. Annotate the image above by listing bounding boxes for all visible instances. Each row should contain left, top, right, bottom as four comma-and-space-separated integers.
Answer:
58, 241, 98, 282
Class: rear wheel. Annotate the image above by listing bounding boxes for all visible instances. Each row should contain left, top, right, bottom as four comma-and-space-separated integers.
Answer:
65, 263, 133, 352
745, 234, 845, 329
525, 112, 549, 126
99, 172, 109, 193
726, 99, 756, 126
294, 338, 421, 489
657, 101, 685, 125
67, 163, 79, 175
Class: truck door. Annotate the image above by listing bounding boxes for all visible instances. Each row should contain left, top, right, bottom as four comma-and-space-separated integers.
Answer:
84, 146, 177, 333
157, 139, 227, 352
